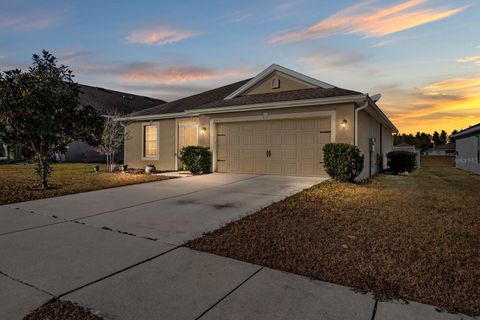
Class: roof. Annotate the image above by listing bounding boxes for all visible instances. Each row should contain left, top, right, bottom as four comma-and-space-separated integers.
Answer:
128, 79, 361, 117
428, 142, 456, 151
451, 123, 480, 139
78, 84, 165, 115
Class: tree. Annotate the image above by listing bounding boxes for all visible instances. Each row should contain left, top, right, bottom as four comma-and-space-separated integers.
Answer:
0, 50, 103, 188
439, 130, 448, 145
449, 129, 458, 143
432, 131, 441, 146
95, 111, 126, 172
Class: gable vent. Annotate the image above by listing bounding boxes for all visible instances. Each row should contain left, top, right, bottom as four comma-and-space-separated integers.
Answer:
271, 77, 280, 89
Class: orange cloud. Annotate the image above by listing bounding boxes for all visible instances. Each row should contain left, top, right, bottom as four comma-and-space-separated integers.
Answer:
269, 0, 464, 44
126, 26, 196, 45
382, 75, 480, 133
122, 64, 250, 84
457, 56, 480, 66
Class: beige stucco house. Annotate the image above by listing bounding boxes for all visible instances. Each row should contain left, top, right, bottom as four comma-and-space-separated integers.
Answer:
121, 64, 398, 179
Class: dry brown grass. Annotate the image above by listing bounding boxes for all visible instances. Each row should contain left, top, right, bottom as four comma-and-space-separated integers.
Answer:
421, 155, 455, 167
188, 167, 480, 316
0, 163, 169, 205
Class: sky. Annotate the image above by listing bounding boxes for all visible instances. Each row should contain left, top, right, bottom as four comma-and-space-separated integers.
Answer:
0, 0, 479, 134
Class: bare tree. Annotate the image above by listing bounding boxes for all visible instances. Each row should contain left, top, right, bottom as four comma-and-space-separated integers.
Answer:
95, 111, 126, 172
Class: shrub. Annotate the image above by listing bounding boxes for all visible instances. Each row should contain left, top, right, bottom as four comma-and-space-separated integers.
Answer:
323, 143, 364, 182
179, 146, 212, 174
387, 151, 417, 174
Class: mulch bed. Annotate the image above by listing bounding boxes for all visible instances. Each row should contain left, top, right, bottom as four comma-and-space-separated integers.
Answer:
187, 167, 480, 316
24, 300, 102, 320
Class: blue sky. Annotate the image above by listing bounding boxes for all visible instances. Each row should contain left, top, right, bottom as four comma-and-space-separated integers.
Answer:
1, 0, 479, 133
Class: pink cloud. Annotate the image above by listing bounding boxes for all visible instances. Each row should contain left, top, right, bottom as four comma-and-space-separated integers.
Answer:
121, 64, 252, 84
126, 26, 196, 45
0, 10, 63, 30
268, 0, 464, 44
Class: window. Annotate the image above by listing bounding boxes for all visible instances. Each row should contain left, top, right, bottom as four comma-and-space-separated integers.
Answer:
142, 123, 158, 159
271, 77, 280, 89
0, 144, 7, 159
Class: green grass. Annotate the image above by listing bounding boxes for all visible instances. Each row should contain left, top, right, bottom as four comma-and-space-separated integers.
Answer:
0, 163, 169, 204
188, 167, 480, 316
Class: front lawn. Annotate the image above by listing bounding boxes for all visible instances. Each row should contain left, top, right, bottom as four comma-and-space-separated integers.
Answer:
187, 167, 480, 316
0, 163, 169, 205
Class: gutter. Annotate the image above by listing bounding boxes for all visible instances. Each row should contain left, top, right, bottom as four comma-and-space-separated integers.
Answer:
116, 94, 365, 121
355, 97, 369, 146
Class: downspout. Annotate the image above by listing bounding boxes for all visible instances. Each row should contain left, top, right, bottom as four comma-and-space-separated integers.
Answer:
354, 96, 369, 146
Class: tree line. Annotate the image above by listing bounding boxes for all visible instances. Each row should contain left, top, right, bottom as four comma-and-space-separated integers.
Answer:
393, 129, 459, 152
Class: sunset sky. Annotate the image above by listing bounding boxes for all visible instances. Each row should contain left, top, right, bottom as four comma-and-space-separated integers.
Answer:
1, 0, 479, 134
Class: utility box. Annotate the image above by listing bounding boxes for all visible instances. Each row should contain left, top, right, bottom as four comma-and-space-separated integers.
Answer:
369, 138, 376, 152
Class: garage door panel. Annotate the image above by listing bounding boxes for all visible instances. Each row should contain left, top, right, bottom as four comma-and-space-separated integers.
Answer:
301, 133, 315, 145
285, 134, 297, 145
241, 149, 254, 160
318, 118, 330, 129
243, 135, 254, 145
255, 135, 267, 145
319, 132, 331, 143
269, 121, 282, 131
284, 149, 297, 160
270, 134, 282, 145
216, 117, 330, 176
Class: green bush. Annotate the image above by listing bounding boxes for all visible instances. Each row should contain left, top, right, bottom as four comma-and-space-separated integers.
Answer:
387, 151, 416, 174
179, 146, 212, 174
323, 143, 364, 182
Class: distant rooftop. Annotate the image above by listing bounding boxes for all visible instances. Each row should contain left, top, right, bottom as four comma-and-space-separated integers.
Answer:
79, 84, 165, 115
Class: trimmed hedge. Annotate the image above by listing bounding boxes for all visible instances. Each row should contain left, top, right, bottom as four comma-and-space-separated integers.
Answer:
387, 151, 416, 174
179, 146, 212, 174
323, 143, 364, 182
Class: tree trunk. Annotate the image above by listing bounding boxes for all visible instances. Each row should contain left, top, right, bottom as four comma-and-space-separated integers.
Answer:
37, 155, 49, 189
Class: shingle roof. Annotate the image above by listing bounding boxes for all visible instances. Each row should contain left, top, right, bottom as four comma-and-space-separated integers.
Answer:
451, 123, 480, 139
79, 84, 165, 115
431, 142, 456, 150
128, 79, 361, 117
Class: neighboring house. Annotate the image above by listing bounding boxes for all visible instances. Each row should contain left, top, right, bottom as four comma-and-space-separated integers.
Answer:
63, 84, 165, 162
393, 143, 421, 168
1, 84, 164, 163
122, 64, 398, 179
451, 123, 480, 175
425, 142, 456, 156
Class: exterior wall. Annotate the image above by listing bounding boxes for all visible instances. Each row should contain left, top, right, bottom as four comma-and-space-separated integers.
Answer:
199, 103, 355, 149
456, 135, 480, 174
357, 110, 383, 179
63, 141, 125, 163
245, 71, 315, 95
123, 102, 359, 174
382, 125, 394, 169
124, 119, 176, 170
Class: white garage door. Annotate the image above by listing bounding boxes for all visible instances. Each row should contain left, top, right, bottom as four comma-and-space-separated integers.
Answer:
216, 117, 331, 176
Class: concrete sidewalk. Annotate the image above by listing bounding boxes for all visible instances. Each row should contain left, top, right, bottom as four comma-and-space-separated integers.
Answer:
0, 174, 476, 319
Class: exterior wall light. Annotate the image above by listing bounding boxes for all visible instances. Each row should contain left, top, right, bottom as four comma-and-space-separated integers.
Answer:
341, 120, 348, 128
200, 126, 207, 134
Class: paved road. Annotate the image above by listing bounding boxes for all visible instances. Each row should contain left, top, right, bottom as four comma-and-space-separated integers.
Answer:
0, 174, 475, 319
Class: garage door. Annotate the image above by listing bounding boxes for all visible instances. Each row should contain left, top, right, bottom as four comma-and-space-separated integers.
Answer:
216, 117, 331, 176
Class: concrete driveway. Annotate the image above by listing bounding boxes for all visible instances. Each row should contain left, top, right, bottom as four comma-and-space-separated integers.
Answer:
1, 173, 473, 320
0, 173, 325, 319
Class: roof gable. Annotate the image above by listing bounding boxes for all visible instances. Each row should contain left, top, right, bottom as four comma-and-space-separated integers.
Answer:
224, 64, 334, 100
